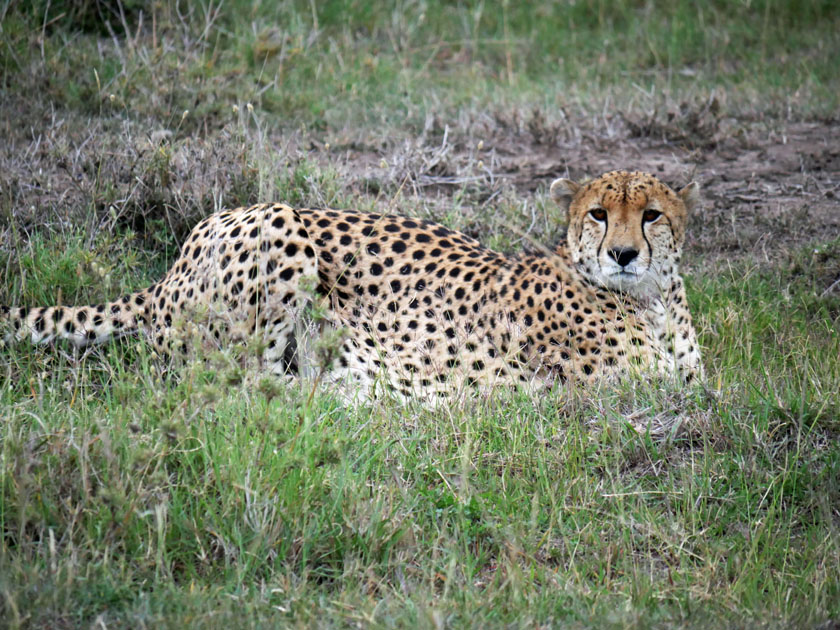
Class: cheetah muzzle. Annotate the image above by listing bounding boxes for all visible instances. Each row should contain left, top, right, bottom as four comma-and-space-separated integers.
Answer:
2, 170, 704, 401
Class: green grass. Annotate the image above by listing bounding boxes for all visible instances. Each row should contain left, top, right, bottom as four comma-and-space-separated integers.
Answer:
3, 203, 839, 621
2, 1, 840, 627
3, 0, 838, 133
1, 211, 839, 629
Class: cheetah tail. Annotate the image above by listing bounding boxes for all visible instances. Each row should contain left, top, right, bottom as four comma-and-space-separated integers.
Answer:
1, 290, 149, 348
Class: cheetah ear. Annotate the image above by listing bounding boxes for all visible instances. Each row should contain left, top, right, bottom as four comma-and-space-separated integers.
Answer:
678, 181, 701, 213
549, 178, 580, 211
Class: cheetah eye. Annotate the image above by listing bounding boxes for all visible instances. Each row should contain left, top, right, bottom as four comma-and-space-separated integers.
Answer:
588, 208, 607, 222
643, 209, 662, 223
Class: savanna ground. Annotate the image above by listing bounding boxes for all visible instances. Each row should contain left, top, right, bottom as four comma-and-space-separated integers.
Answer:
1, 1, 839, 628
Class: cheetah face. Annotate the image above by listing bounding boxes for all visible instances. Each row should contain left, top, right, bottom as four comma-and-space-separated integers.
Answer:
550, 171, 700, 298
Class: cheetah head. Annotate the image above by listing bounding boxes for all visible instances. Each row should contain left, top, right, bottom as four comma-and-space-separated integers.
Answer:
550, 170, 700, 298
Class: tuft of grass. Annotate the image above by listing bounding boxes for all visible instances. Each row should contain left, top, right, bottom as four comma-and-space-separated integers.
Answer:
0, 232, 155, 307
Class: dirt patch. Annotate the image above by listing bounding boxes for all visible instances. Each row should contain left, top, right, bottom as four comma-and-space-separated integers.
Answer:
2, 97, 838, 272
324, 110, 840, 265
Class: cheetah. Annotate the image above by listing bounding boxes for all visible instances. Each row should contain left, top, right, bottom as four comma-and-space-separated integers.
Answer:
1, 170, 703, 400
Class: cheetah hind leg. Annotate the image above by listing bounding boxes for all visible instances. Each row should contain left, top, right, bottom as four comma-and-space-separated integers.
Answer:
259, 296, 321, 379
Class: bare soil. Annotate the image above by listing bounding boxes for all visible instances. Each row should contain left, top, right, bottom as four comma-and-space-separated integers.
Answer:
326, 114, 840, 261
2, 100, 838, 291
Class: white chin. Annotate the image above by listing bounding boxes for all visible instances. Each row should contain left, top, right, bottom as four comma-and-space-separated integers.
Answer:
603, 272, 643, 292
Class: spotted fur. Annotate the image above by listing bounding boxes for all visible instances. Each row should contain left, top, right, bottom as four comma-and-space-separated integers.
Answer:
2, 171, 703, 400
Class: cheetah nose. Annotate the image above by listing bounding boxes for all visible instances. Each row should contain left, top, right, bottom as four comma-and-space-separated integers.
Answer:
608, 247, 639, 267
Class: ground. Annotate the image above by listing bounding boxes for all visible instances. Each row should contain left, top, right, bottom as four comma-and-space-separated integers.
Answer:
1, 2, 839, 629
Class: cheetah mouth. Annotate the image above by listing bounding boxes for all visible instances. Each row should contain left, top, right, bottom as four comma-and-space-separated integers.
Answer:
609, 270, 643, 282
600, 269, 649, 293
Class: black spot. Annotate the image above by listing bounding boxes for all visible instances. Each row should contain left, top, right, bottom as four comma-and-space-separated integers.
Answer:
392, 240, 407, 254
370, 263, 383, 276
279, 267, 296, 281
